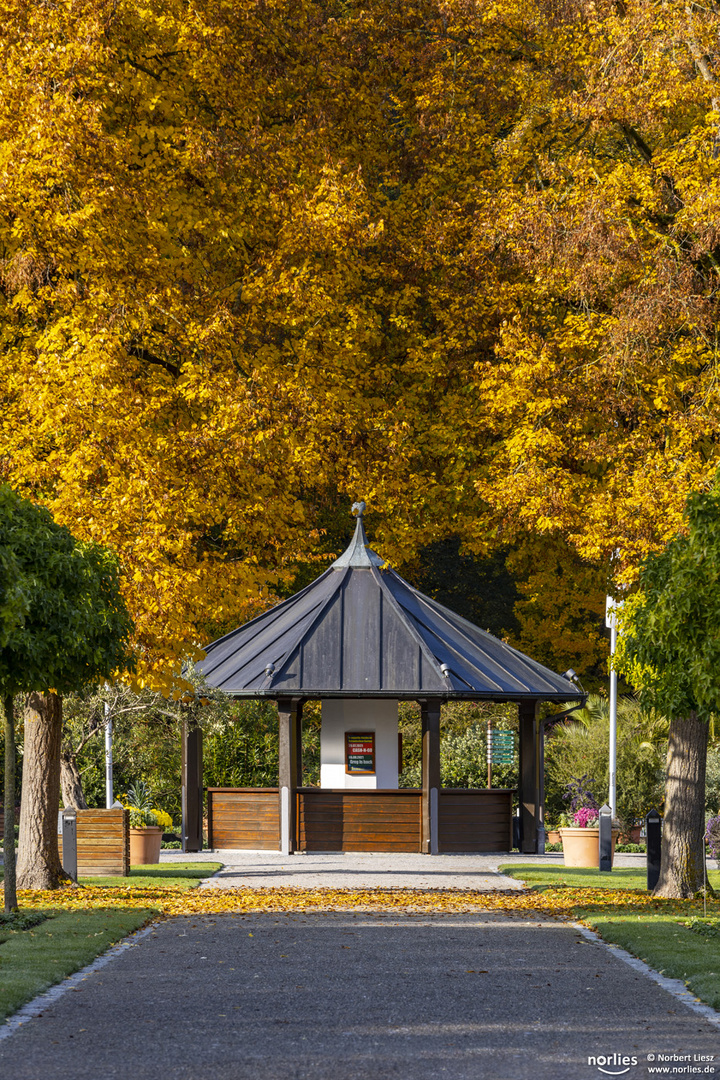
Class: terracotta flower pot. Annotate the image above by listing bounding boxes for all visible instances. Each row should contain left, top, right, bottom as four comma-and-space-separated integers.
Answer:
546, 829, 562, 845
129, 826, 163, 865
558, 827, 619, 868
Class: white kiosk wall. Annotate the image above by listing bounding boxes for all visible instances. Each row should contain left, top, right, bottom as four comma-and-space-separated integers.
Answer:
320, 699, 399, 789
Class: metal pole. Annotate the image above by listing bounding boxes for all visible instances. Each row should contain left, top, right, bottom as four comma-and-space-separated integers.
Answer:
487, 719, 492, 789
608, 623, 618, 818
104, 700, 113, 809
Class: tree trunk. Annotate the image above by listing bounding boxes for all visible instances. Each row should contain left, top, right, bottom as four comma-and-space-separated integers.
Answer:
16, 691, 70, 890
654, 711, 712, 899
3, 692, 18, 913
60, 751, 88, 810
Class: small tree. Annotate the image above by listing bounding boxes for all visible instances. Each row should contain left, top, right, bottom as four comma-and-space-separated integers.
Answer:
0, 486, 133, 907
616, 477, 720, 898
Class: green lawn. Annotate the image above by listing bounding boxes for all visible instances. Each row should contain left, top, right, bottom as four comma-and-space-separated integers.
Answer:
498, 863, 720, 892
0, 909, 154, 1022
80, 862, 222, 889
499, 862, 720, 1011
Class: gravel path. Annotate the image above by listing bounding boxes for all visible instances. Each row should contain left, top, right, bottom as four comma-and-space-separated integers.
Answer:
157, 848, 656, 890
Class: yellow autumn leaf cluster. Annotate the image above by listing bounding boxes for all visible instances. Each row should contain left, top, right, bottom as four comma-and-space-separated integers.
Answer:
6, 884, 718, 925
2, 0, 720, 684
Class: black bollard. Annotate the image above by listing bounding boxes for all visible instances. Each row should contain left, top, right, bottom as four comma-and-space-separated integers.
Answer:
599, 804, 613, 872
512, 813, 521, 852
646, 808, 662, 891
60, 808, 78, 882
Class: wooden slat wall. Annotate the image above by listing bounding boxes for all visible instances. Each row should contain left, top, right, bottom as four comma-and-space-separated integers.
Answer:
439, 789, 513, 852
207, 788, 280, 850
58, 808, 130, 876
204, 787, 513, 853
298, 789, 422, 852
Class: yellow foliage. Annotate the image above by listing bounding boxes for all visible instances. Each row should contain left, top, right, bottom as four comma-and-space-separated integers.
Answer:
2, 0, 720, 687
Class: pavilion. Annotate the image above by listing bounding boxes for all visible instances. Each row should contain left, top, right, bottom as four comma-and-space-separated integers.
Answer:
185, 503, 584, 855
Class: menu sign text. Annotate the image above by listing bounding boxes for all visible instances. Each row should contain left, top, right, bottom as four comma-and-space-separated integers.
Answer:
345, 732, 375, 774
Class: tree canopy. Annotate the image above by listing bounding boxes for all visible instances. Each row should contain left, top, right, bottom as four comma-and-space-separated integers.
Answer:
0, 484, 134, 696
616, 479, 720, 721
0, 483, 134, 903
615, 477, 720, 896
2, 0, 720, 686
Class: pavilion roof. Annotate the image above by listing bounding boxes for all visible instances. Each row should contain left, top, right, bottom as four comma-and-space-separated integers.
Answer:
197, 508, 580, 701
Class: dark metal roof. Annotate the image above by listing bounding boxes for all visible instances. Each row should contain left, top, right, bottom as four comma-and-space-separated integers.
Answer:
197, 509, 581, 702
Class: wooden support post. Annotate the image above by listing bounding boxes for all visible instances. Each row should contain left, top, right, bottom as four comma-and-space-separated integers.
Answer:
420, 700, 441, 855
295, 701, 303, 788
278, 699, 301, 855
538, 717, 546, 855
518, 699, 540, 854
181, 718, 203, 853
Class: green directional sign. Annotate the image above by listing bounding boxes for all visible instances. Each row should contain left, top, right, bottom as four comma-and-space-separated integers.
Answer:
488, 731, 515, 765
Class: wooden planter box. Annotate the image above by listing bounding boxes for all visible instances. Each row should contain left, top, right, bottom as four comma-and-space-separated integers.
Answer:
58, 807, 130, 876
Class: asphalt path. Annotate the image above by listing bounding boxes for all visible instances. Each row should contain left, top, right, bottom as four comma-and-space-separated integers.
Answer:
1, 912, 718, 1080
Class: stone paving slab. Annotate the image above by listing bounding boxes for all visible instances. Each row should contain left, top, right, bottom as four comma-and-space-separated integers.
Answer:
1, 912, 718, 1080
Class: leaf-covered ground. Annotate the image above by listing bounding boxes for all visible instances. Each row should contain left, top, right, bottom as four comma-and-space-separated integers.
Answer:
12, 884, 720, 921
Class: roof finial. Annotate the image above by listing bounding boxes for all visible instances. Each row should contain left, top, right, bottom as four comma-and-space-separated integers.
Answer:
331, 499, 385, 569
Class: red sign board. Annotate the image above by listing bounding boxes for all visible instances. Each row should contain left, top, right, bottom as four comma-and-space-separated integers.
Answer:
345, 732, 375, 774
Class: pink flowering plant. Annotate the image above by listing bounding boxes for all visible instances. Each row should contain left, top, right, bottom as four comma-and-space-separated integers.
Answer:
706, 815, 720, 860
558, 774, 600, 828
573, 806, 600, 828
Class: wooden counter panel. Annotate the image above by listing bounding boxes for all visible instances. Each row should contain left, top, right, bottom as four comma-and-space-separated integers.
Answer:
207, 789, 279, 850
439, 790, 513, 853
298, 790, 421, 852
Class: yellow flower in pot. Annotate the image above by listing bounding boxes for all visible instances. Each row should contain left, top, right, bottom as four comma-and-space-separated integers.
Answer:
122, 782, 171, 865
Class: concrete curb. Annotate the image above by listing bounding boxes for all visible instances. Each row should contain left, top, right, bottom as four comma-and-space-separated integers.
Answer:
576, 923, 720, 1030
0, 923, 156, 1043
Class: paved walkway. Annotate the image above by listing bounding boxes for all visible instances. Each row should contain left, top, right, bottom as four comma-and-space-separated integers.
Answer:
2, 910, 718, 1079
159, 848, 654, 890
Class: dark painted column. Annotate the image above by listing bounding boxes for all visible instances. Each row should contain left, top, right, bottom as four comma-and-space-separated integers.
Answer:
278, 699, 301, 854
420, 700, 441, 854
538, 716, 546, 855
181, 718, 203, 853
295, 701, 304, 788
518, 699, 540, 854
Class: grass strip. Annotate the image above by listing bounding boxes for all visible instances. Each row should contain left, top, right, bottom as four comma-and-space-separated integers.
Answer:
0, 908, 154, 1023
79, 862, 222, 889
498, 863, 720, 892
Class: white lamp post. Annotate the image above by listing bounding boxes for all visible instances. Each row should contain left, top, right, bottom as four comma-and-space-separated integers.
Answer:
605, 595, 621, 817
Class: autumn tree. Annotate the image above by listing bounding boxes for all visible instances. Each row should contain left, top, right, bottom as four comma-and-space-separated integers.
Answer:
0, 485, 132, 901
616, 479, 720, 898
3, 0, 720, 695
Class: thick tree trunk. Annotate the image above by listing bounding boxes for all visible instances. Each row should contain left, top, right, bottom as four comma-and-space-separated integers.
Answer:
3, 692, 18, 913
16, 691, 70, 890
654, 711, 712, 899
60, 751, 88, 810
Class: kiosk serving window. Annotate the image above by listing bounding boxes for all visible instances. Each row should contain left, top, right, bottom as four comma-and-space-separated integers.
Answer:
345, 732, 375, 774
